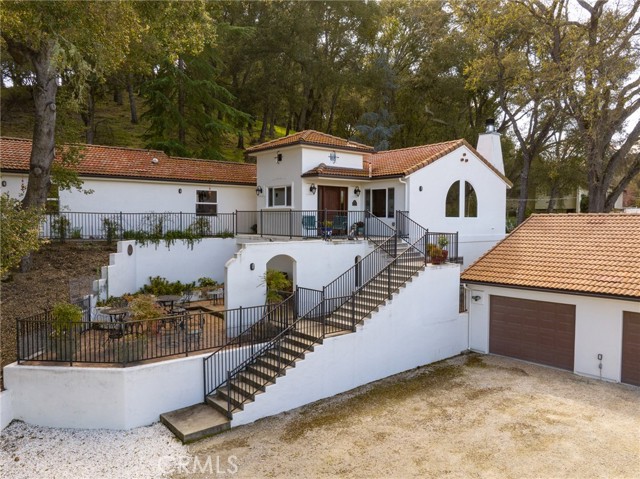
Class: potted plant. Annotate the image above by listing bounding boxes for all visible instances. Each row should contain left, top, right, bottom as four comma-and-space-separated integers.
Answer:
48, 302, 83, 361
356, 221, 365, 236
321, 220, 333, 239
262, 269, 293, 304
428, 244, 446, 265
437, 235, 449, 261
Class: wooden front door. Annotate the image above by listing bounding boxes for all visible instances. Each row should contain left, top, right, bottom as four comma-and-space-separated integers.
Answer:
318, 186, 348, 212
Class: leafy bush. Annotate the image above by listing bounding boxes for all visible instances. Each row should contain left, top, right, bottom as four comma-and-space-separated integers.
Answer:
128, 295, 163, 321
51, 215, 71, 242
102, 217, 120, 244
262, 269, 292, 304
51, 302, 83, 335
0, 194, 44, 276
197, 277, 218, 288
138, 276, 195, 296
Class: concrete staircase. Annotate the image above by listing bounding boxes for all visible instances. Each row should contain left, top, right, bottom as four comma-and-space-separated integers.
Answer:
161, 232, 429, 442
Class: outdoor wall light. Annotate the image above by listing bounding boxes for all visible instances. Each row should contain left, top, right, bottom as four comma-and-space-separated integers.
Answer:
1, 181, 6, 187
178, 188, 182, 194
309, 183, 317, 195
276, 152, 283, 163
354, 186, 361, 197
419, 186, 423, 192
329, 151, 338, 163
250, 263, 255, 271
255, 185, 263, 196
472, 295, 481, 302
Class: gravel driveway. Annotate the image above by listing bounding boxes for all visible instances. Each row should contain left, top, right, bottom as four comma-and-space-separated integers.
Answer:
1, 354, 638, 478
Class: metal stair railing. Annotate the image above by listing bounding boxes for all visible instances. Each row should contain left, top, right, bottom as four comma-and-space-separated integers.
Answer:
203, 215, 397, 399
211, 232, 431, 416
203, 292, 297, 397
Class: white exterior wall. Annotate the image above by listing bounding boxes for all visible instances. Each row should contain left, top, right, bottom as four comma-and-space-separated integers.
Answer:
255, 146, 303, 209
466, 285, 640, 382
407, 146, 507, 266
2, 346, 256, 430
0, 172, 254, 214
225, 239, 375, 309
102, 238, 237, 298
232, 263, 467, 427
300, 146, 365, 171
0, 390, 14, 430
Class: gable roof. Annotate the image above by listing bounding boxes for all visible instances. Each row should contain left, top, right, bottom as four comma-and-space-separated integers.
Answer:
0, 137, 256, 186
301, 138, 512, 185
244, 130, 375, 154
461, 214, 640, 300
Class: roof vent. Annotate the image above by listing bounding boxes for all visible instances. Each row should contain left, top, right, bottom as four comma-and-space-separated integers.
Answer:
151, 157, 159, 164
485, 118, 496, 133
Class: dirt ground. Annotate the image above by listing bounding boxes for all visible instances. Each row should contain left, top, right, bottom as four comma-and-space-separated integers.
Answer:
175, 354, 640, 479
0, 242, 115, 387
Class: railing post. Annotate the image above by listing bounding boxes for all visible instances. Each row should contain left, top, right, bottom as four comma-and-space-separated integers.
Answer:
226, 370, 232, 415
179, 212, 183, 232
234, 210, 238, 235
289, 210, 293, 239
321, 286, 326, 338
119, 212, 124, 240
260, 210, 263, 238
351, 291, 356, 331
387, 266, 392, 298
239, 306, 243, 344
394, 232, 397, 257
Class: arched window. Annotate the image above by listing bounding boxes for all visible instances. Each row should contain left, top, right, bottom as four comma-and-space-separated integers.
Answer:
446, 181, 460, 217
465, 182, 478, 217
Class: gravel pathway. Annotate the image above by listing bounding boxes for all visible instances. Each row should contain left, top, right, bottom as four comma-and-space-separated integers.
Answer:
1, 354, 638, 479
0, 422, 186, 479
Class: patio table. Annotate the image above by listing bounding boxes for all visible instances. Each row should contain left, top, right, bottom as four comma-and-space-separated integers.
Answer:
156, 295, 182, 313
103, 307, 130, 323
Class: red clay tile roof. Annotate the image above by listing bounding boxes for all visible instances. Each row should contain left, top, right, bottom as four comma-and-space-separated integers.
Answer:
461, 214, 640, 300
301, 163, 373, 179
0, 137, 256, 186
302, 138, 512, 185
245, 130, 375, 154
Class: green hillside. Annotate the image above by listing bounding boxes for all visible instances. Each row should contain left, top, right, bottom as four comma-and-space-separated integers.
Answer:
0, 86, 287, 162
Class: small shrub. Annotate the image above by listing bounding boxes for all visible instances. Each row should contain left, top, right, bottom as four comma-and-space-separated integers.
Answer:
214, 230, 234, 238
138, 276, 195, 296
128, 295, 163, 321
51, 302, 83, 335
198, 277, 218, 288
262, 269, 292, 304
102, 217, 120, 244
188, 217, 211, 236
51, 215, 71, 242
70, 227, 82, 239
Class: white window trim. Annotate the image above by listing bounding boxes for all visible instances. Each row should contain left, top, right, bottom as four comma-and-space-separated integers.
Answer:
364, 187, 395, 218
196, 190, 218, 216
267, 185, 293, 208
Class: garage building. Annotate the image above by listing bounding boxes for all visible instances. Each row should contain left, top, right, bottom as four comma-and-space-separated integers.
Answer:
462, 214, 640, 386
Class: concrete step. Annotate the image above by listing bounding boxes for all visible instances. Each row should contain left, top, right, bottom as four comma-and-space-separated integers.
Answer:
283, 335, 316, 350
263, 349, 300, 364
280, 339, 313, 357
206, 395, 236, 418
160, 403, 230, 443
237, 370, 272, 391
217, 388, 248, 410
290, 330, 321, 344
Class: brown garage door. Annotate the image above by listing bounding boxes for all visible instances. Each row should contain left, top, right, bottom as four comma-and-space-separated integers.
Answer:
622, 311, 640, 387
490, 296, 575, 371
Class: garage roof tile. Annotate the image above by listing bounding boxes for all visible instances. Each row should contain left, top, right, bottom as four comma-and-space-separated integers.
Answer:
461, 214, 640, 299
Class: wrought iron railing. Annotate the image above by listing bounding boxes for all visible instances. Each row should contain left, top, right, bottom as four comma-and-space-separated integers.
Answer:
16, 301, 290, 366
211, 233, 431, 415
39, 211, 236, 241
203, 292, 302, 396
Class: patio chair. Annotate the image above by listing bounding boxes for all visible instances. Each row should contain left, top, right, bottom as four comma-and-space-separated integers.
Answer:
302, 215, 318, 237
332, 215, 348, 236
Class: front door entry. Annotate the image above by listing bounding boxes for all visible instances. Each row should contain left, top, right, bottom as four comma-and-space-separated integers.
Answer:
318, 186, 348, 212
318, 186, 349, 235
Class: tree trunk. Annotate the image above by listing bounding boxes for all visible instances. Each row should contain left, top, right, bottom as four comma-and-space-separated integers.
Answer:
237, 129, 244, 149
516, 153, 532, 225
258, 106, 269, 143
285, 114, 292, 136
546, 184, 558, 212
177, 57, 186, 145
269, 111, 276, 138
297, 84, 311, 131
326, 87, 340, 134
81, 85, 96, 144
113, 86, 123, 105
127, 74, 138, 124
21, 40, 58, 209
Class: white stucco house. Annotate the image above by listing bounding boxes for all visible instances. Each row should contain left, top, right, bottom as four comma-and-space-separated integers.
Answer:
1, 122, 511, 265
1, 125, 519, 438
0, 137, 257, 214
462, 213, 640, 387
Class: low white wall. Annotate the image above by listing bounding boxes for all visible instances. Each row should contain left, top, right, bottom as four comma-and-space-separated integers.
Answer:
465, 285, 640, 382
3, 345, 256, 430
102, 238, 237, 298
0, 389, 14, 430
232, 263, 467, 427
225, 239, 374, 309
